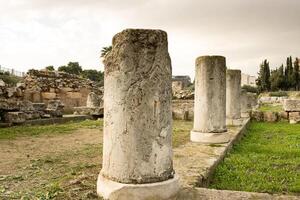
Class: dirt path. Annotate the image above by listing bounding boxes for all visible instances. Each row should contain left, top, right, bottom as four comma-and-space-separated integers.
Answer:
0, 128, 103, 199
0, 129, 102, 175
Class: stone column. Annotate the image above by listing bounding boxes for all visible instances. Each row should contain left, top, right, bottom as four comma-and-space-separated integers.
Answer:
226, 69, 243, 126
97, 29, 179, 200
190, 56, 229, 144
241, 90, 249, 117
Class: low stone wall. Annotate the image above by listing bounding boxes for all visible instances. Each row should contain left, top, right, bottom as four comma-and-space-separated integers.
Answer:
251, 110, 288, 122
172, 100, 194, 120
0, 98, 65, 126
259, 96, 288, 104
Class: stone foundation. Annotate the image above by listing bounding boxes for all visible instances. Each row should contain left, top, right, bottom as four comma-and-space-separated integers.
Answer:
22, 70, 103, 112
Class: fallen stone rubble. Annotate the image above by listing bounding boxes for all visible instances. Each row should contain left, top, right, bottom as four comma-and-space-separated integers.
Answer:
0, 78, 66, 125
73, 92, 103, 117
0, 94, 65, 126
173, 89, 194, 100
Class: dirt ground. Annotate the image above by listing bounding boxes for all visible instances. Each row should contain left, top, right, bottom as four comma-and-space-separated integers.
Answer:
1, 121, 299, 200
0, 128, 103, 199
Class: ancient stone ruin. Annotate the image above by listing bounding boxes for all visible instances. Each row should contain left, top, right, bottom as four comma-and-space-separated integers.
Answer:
0, 68, 105, 126
22, 69, 103, 112
97, 29, 179, 200
190, 56, 229, 144
73, 92, 104, 117
172, 76, 194, 100
0, 80, 64, 126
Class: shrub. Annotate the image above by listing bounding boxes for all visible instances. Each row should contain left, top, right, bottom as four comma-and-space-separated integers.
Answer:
241, 85, 258, 94
0, 72, 21, 86
269, 91, 288, 97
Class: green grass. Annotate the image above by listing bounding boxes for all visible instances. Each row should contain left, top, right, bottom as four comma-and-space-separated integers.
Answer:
0, 119, 103, 140
0, 119, 192, 148
258, 104, 283, 112
209, 121, 300, 194
172, 120, 193, 148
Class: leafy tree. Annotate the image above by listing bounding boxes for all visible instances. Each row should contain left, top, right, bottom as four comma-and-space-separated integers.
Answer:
0, 71, 21, 86
278, 65, 285, 89
242, 85, 258, 94
58, 62, 82, 75
101, 46, 112, 58
82, 69, 104, 85
286, 56, 295, 89
294, 58, 300, 90
270, 69, 280, 91
45, 66, 55, 71
270, 64, 285, 91
256, 59, 271, 92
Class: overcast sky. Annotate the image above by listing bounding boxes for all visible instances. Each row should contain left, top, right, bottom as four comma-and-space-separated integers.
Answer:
1, 0, 300, 79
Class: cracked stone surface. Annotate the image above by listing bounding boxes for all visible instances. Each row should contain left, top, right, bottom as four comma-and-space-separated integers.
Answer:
100, 29, 174, 184
193, 56, 227, 133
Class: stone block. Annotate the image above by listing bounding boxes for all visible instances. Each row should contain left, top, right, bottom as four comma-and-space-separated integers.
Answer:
18, 100, 34, 111
41, 92, 56, 100
0, 79, 5, 87
66, 92, 82, 99
45, 100, 64, 117
32, 103, 46, 111
289, 112, 300, 124
86, 92, 102, 107
24, 111, 41, 120
263, 111, 278, 122
0, 99, 19, 111
6, 87, 16, 98
4, 112, 26, 124
73, 107, 103, 116
283, 99, 300, 112
251, 110, 264, 121
60, 87, 73, 93
278, 111, 288, 120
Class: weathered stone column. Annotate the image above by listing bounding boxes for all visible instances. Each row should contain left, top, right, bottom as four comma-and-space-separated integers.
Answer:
190, 56, 229, 144
241, 90, 250, 117
97, 29, 179, 200
226, 69, 243, 126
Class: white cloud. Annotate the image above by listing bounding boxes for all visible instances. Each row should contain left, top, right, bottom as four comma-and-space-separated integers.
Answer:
0, 0, 300, 78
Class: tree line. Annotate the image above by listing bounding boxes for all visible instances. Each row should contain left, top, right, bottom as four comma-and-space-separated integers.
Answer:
45, 62, 104, 85
256, 56, 300, 92
42, 47, 112, 85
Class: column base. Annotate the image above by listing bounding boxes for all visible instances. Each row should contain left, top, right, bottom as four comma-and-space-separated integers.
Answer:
190, 130, 230, 144
226, 118, 243, 126
97, 174, 180, 200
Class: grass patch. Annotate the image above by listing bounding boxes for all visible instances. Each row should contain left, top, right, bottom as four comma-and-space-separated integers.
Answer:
172, 120, 193, 148
258, 104, 283, 112
209, 121, 300, 194
0, 119, 103, 140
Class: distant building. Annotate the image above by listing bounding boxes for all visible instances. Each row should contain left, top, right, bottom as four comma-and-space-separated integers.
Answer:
241, 73, 256, 87
172, 75, 191, 92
